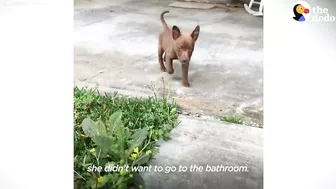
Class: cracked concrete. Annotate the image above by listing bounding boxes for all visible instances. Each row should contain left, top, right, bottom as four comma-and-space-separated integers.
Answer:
74, 0, 263, 188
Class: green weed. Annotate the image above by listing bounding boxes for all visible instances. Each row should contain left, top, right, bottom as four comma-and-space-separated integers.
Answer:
74, 86, 178, 189
221, 114, 245, 125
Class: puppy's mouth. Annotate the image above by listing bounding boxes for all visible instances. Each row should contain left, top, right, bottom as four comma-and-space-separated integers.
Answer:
179, 59, 189, 64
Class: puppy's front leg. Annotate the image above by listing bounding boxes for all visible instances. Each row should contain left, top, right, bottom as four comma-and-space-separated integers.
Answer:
181, 63, 190, 87
158, 47, 166, 72
165, 58, 174, 74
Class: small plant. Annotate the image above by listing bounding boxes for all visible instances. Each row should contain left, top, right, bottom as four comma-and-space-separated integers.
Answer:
75, 111, 153, 189
74, 86, 179, 189
221, 114, 244, 125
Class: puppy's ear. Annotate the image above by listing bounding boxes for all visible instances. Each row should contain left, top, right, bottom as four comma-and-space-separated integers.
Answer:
172, 25, 181, 40
191, 25, 200, 41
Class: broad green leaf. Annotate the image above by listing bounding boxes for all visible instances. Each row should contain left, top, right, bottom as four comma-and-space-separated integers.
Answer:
97, 119, 107, 136
109, 111, 126, 156
109, 144, 122, 158
94, 146, 109, 159
97, 158, 109, 168
81, 118, 98, 138
109, 111, 122, 130
114, 116, 125, 155
133, 173, 145, 189
93, 136, 114, 150
130, 128, 148, 148
134, 152, 150, 166
124, 128, 131, 148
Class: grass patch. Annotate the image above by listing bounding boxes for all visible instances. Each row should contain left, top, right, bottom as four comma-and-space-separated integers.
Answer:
221, 112, 262, 127
74, 86, 178, 189
221, 113, 244, 125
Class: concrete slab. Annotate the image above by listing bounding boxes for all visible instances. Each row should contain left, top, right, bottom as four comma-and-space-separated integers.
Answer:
140, 115, 263, 189
74, 0, 263, 125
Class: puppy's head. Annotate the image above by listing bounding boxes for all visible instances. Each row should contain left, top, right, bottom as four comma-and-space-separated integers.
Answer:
172, 25, 200, 64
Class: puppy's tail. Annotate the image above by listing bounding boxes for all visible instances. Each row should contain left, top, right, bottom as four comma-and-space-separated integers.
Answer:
160, 11, 170, 30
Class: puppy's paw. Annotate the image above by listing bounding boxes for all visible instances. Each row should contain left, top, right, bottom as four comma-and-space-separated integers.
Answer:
167, 69, 174, 74
182, 82, 190, 87
160, 66, 167, 72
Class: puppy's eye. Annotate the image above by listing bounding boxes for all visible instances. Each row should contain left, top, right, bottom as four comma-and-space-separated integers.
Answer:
178, 46, 182, 49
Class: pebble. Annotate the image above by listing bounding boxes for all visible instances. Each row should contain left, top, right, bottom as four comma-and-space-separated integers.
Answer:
182, 111, 190, 115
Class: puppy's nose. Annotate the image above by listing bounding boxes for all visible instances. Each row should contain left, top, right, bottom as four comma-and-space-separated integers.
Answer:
181, 59, 188, 64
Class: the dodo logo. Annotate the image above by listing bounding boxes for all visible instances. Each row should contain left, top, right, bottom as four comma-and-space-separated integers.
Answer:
292, 1, 335, 22
293, 1, 311, 22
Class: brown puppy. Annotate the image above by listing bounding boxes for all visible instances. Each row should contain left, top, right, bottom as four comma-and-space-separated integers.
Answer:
158, 11, 200, 87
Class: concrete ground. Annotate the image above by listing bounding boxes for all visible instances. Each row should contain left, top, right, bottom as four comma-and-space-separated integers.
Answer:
74, 0, 263, 188
74, 0, 263, 125
141, 115, 263, 189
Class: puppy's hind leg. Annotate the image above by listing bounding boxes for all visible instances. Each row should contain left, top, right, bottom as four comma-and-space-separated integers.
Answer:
158, 47, 166, 72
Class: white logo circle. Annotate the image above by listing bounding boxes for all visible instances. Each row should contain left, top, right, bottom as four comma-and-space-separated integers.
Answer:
293, 1, 311, 21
